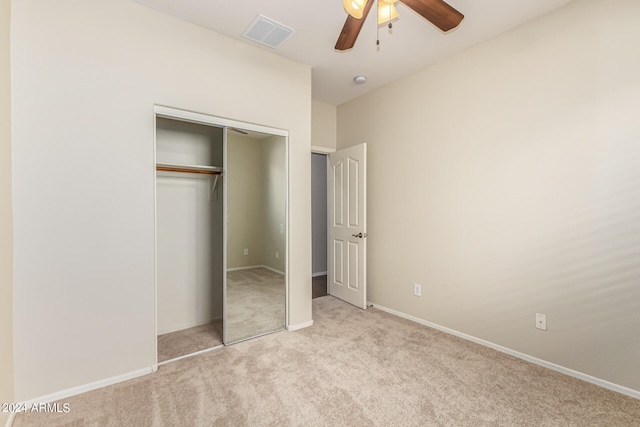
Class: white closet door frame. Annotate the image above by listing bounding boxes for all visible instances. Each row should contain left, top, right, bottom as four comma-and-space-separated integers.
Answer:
222, 127, 228, 344
153, 105, 290, 365
154, 106, 289, 139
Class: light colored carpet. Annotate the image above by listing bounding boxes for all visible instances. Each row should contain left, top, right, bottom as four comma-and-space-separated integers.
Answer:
15, 296, 640, 426
157, 320, 223, 363
157, 267, 285, 362
226, 268, 286, 343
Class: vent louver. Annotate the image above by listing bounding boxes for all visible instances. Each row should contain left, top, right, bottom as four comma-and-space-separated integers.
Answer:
242, 15, 296, 49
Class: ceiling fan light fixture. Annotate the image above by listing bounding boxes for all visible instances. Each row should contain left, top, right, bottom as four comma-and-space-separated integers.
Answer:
343, 0, 369, 19
378, 1, 399, 25
335, 0, 464, 51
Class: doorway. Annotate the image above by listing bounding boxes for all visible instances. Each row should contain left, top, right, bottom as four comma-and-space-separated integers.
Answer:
311, 152, 328, 298
312, 143, 368, 308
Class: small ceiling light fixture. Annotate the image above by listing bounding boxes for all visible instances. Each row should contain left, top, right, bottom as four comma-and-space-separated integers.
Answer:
354, 75, 367, 84
343, 0, 368, 19
378, 0, 399, 26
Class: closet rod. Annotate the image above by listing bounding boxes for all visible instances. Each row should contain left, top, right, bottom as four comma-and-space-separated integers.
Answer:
156, 163, 223, 175
156, 166, 222, 175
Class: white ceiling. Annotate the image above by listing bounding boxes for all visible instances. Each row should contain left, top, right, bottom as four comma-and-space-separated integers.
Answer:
132, 0, 572, 106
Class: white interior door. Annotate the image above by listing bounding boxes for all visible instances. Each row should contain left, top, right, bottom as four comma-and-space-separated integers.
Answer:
327, 143, 367, 309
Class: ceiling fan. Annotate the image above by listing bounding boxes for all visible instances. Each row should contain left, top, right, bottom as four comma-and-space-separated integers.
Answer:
335, 0, 464, 51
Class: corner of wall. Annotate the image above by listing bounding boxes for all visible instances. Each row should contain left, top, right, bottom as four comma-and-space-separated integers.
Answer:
0, 0, 14, 424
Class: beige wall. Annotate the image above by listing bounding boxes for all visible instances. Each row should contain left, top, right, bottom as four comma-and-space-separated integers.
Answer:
12, 0, 311, 401
227, 133, 265, 268
338, 0, 640, 392
0, 0, 13, 421
311, 99, 337, 151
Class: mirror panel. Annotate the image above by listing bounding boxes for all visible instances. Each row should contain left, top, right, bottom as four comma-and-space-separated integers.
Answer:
225, 129, 286, 344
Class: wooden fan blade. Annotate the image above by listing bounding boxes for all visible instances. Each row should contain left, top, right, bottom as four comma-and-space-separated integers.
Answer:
335, 0, 375, 51
399, 0, 464, 32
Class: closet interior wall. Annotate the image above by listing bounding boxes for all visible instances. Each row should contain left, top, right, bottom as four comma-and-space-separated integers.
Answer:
155, 117, 224, 336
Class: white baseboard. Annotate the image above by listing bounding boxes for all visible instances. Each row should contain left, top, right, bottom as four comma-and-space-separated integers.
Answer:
312, 271, 327, 277
226, 265, 263, 272
158, 344, 224, 367
262, 265, 285, 276
287, 319, 314, 331
369, 302, 640, 401
15, 367, 154, 410
5, 412, 15, 427
227, 265, 285, 276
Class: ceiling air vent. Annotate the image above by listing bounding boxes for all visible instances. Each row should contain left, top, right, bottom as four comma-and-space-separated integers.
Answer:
242, 14, 296, 49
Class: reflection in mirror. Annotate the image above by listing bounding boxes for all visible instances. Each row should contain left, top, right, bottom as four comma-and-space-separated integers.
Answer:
225, 130, 286, 344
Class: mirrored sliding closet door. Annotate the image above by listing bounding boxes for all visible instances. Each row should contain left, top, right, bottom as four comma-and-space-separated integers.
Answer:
224, 129, 287, 344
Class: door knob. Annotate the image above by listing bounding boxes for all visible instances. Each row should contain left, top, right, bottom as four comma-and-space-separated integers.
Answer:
352, 232, 363, 238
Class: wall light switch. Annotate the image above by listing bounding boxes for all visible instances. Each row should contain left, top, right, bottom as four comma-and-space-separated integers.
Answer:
243, 249, 249, 256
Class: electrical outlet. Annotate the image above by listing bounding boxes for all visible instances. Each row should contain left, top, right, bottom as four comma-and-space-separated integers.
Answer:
414, 284, 422, 297
535, 313, 547, 331
243, 249, 249, 256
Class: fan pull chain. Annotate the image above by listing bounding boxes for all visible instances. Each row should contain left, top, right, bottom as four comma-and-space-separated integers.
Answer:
376, 0, 395, 47
376, 0, 380, 46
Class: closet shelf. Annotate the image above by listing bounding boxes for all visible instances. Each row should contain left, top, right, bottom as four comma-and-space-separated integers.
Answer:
156, 162, 223, 175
